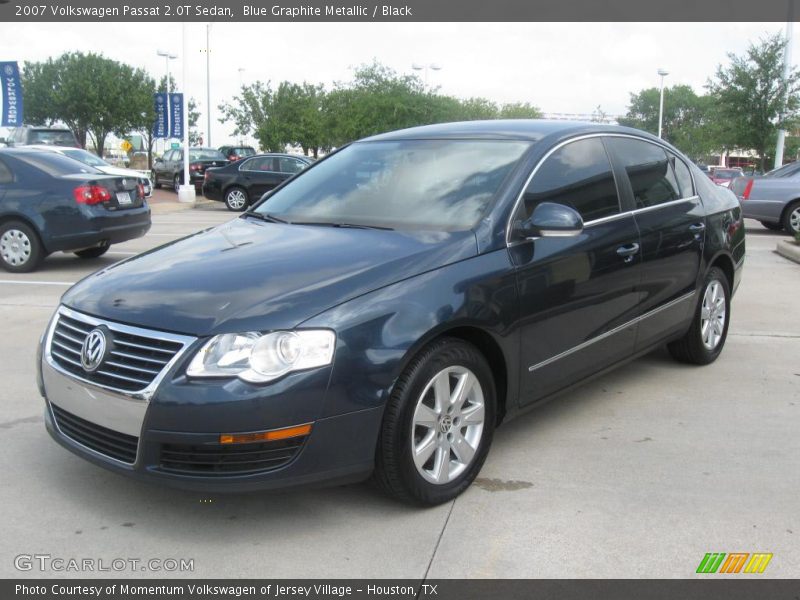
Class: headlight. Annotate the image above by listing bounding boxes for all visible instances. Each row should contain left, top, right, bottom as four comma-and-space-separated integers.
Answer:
187, 330, 335, 383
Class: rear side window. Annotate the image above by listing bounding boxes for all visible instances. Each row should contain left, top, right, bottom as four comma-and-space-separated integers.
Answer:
0, 158, 12, 183
670, 153, 694, 198
521, 137, 620, 222
12, 152, 100, 177
607, 138, 680, 208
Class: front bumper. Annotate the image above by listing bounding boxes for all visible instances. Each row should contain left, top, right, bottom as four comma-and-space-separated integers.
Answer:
39, 310, 381, 493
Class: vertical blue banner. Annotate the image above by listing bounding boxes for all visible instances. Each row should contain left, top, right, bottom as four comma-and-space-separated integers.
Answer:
0, 61, 23, 127
169, 93, 183, 139
152, 92, 168, 138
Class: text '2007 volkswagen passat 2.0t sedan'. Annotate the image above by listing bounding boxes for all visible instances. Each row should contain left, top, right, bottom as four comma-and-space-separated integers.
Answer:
38, 121, 745, 505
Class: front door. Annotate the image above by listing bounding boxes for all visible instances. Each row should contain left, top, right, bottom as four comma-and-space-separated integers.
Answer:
509, 136, 643, 405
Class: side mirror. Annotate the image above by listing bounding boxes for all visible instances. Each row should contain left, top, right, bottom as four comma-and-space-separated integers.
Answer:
514, 202, 584, 239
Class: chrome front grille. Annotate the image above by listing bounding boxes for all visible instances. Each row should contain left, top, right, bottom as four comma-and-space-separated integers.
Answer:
47, 307, 195, 394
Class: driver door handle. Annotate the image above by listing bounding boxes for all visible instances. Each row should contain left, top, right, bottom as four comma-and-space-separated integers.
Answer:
616, 242, 640, 263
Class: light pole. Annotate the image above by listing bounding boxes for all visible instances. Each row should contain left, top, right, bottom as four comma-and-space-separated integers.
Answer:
657, 68, 669, 139
178, 23, 194, 203
775, 19, 794, 169
412, 63, 442, 87
156, 49, 177, 154
205, 23, 212, 148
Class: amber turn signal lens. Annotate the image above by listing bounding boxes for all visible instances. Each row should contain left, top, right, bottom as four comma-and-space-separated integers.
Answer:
219, 423, 312, 444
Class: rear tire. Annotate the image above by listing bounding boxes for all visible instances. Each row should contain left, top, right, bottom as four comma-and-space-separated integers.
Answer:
224, 187, 249, 211
760, 221, 783, 231
0, 221, 43, 273
374, 337, 496, 505
74, 244, 110, 259
783, 201, 800, 235
668, 267, 731, 365
173, 174, 181, 194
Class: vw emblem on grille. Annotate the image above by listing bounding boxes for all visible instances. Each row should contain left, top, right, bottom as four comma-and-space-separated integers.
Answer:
81, 328, 107, 372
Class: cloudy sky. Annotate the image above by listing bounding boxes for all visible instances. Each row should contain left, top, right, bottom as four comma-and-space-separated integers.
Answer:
0, 21, 793, 146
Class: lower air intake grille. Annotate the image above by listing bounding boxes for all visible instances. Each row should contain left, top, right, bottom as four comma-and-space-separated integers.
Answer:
51, 404, 138, 464
159, 437, 306, 476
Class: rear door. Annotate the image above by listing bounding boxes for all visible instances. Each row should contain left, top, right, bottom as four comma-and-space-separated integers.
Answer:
510, 136, 643, 405
238, 156, 283, 198
605, 137, 704, 350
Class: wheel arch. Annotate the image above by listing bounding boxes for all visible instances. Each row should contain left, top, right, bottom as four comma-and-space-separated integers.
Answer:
707, 250, 735, 290
780, 198, 800, 229
396, 324, 510, 428
0, 213, 48, 253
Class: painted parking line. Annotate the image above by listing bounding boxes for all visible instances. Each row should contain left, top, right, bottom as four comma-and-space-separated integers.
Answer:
0, 280, 75, 286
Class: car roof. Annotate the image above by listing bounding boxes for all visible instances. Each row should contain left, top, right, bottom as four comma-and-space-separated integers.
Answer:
361, 119, 652, 143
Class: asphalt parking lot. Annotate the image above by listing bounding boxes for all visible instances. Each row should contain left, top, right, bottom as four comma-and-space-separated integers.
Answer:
0, 200, 797, 579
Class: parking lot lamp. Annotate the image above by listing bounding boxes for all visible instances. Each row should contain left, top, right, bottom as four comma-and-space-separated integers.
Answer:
657, 68, 669, 139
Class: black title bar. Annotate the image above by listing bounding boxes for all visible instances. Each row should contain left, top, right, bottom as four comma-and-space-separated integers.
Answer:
0, 0, 797, 22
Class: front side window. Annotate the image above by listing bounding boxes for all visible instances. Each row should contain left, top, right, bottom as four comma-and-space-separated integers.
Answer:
607, 138, 680, 208
520, 137, 620, 223
277, 157, 306, 174
256, 140, 531, 231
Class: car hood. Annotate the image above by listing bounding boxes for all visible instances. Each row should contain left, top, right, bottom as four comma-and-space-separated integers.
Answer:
98, 165, 150, 180
62, 217, 478, 336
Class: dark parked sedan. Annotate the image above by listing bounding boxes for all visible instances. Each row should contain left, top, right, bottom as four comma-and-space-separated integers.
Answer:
151, 147, 229, 193
0, 149, 150, 272
203, 153, 313, 211
38, 121, 744, 504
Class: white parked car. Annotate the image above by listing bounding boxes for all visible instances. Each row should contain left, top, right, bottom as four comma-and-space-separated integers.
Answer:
24, 145, 152, 198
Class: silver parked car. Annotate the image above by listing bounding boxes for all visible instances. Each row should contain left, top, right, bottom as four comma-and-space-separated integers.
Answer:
731, 162, 800, 234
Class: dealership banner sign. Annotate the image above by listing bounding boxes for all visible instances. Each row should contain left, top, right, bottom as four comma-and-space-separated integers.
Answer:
0, 61, 23, 127
153, 92, 168, 138
168, 93, 183, 139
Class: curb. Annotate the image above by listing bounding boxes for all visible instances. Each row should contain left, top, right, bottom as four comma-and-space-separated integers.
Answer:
776, 239, 800, 265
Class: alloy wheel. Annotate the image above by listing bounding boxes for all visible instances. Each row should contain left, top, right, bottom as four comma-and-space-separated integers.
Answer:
700, 279, 726, 350
411, 366, 485, 485
790, 206, 800, 234
226, 189, 247, 210
0, 228, 32, 267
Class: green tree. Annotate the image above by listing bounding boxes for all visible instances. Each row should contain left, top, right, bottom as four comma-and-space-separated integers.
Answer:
499, 102, 542, 119
23, 52, 153, 158
707, 33, 800, 170
618, 85, 717, 159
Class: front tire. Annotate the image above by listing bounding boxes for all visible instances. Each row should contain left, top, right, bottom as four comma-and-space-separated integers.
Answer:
0, 221, 43, 273
151, 171, 161, 189
173, 174, 181, 194
224, 187, 249, 211
374, 338, 496, 505
783, 201, 800, 235
668, 267, 731, 365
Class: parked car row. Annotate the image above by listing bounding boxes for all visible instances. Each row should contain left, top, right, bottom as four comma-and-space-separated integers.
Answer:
731, 161, 800, 234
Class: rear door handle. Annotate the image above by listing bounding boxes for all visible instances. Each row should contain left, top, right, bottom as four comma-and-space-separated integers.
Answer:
616, 243, 640, 263
689, 223, 706, 232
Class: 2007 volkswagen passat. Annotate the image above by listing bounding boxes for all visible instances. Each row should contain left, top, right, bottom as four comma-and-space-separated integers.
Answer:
38, 120, 745, 505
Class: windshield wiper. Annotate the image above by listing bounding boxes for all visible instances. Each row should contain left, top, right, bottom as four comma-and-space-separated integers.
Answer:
242, 212, 288, 224
292, 221, 394, 231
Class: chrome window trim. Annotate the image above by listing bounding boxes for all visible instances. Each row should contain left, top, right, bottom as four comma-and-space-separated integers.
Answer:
505, 132, 701, 245
44, 305, 197, 402
527, 290, 696, 372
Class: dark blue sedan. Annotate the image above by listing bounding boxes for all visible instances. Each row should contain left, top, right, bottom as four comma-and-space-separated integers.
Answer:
38, 121, 745, 504
0, 149, 150, 272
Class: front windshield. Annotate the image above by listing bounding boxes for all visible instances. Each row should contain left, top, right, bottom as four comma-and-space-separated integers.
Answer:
190, 149, 226, 161
62, 148, 109, 168
255, 140, 531, 231
29, 130, 75, 145
714, 169, 740, 179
